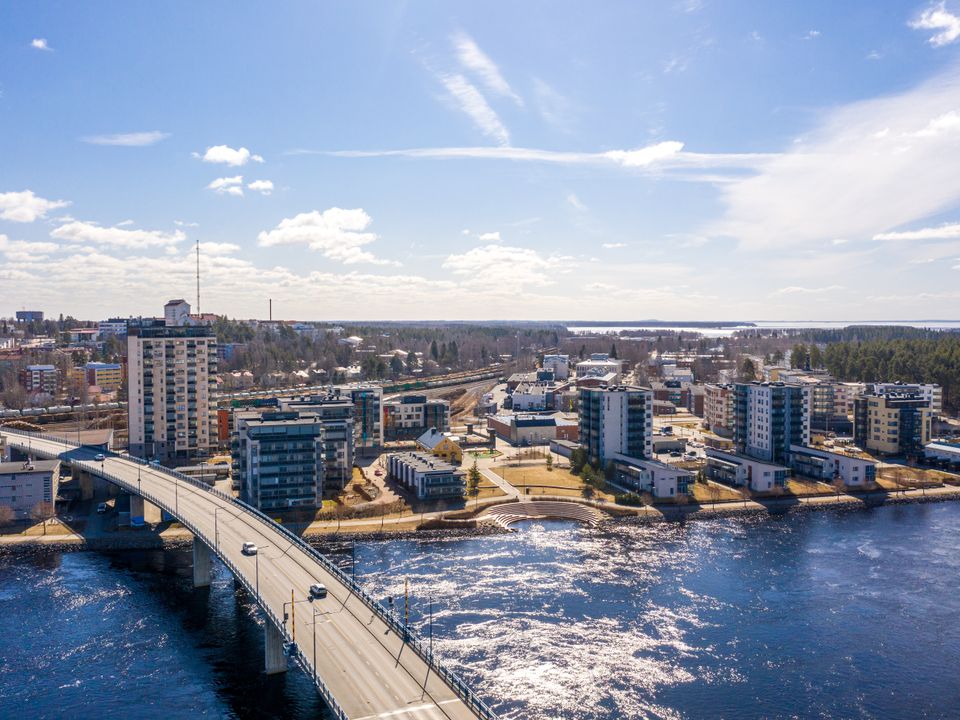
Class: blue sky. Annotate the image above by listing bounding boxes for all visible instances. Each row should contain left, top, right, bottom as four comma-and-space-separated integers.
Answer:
3, 1, 960, 321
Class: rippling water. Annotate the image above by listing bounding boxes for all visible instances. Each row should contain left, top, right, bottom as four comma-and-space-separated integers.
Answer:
3, 504, 960, 719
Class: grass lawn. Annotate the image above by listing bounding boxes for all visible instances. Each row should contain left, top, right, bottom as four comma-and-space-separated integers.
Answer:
492, 465, 616, 501
467, 449, 502, 459
690, 481, 743, 504
786, 478, 836, 496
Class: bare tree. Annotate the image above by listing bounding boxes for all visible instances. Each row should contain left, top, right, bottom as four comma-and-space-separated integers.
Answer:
739, 486, 751, 508
708, 482, 721, 509
832, 477, 845, 503
30, 501, 54, 535
0, 505, 14, 527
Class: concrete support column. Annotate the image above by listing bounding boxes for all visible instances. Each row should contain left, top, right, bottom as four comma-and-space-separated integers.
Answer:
192, 537, 211, 588
264, 622, 287, 675
142, 498, 162, 524
130, 494, 144, 524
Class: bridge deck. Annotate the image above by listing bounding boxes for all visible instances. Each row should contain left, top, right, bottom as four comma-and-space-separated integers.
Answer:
1, 430, 495, 720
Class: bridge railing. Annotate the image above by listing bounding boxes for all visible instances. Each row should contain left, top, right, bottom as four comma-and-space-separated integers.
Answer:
2, 428, 500, 720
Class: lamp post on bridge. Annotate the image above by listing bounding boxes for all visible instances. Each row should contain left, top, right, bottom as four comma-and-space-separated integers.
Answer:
214, 506, 224, 550
255, 544, 269, 600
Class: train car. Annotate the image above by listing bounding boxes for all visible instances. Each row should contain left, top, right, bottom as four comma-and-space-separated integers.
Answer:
0, 408, 21, 418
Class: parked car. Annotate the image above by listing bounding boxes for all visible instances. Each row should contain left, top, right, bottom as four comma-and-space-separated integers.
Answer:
669, 451, 682, 458
96, 502, 107, 514
241, 542, 258, 556
94, 453, 106, 461
309, 583, 328, 599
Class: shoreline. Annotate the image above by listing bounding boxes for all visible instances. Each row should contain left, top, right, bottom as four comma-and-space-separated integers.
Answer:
1, 484, 958, 555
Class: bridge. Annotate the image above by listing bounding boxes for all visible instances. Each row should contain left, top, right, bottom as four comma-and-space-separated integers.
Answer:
0, 428, 499, 720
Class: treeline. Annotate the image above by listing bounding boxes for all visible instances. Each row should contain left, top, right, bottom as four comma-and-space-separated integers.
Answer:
822, 337, 960, 410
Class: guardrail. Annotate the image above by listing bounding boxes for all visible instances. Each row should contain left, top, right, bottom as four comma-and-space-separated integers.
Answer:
1, 427, 500, 720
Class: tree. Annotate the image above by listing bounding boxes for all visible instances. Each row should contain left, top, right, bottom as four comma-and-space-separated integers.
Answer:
581, 484, 595, 500
739, 486, 751, 508
570, 448, 588, 475
579, 344, 587, 360
0, 505, 14, 527
808, 344, 823, 369
30, 501, 54, 535
545, 454, 554, 472
738, 357, 757, 382
708, 483, 721, 509
832, 477, 845, 503
390, 354, 404, 377
609, 343, 618, 359
430, 339, 439, 361
467, 461, 482, 509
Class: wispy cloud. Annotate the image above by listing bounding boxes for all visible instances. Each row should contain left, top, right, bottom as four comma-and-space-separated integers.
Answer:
771, 285, 844, 295
874, 222, 960, 241
438, 73, 511, 146
601, 242, 627, 249
533, 78, 573, 131
705, 62, 960, 248
247, 179, 274, 196
452, 32, 522, 107
207, 175, 244, 196
567, 193, 587, 211
52, 220, 185, 248
803, 30, 822, 40
910, 2, 960, 47
82, 131, 170, 147
30, 38, 52, 51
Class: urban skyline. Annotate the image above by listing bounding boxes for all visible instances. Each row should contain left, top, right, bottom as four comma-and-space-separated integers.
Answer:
4, 1, 960, 320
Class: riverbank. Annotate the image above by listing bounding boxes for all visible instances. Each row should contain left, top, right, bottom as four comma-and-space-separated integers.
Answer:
2, 483, 959, 553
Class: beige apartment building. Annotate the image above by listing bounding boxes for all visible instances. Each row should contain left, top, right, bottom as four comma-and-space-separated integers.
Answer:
127, 323, 218, 461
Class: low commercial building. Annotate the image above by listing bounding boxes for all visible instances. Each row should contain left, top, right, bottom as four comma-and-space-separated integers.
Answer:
383, 395, 450, 441
611, 456, 693, 499
705, 449, 788, 493
0, 459, 61, 519
388, 451, 465, 500
575, 359, 622, 383
232, 411, 325, 512
787, 444, 876, 486
487, 413, 579, 445
924, 441, 960, 466
416, 427, 463, 464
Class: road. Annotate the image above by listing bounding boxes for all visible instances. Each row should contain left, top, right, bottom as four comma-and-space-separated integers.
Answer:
1, 430, 495, 720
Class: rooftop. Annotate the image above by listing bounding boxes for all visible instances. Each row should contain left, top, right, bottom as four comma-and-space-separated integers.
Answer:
0, 459, 60, 474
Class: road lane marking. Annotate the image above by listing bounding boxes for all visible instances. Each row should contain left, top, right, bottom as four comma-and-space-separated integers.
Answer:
353, 702, 438, 720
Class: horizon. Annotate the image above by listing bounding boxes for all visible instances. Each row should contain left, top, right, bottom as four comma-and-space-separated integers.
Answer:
4, 2, 960, 320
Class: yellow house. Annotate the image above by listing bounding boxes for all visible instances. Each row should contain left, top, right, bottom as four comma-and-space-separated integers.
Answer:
416, 427, 463, 464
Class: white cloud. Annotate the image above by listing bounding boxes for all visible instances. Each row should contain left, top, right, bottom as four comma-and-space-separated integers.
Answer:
31, 38, 52, 51
873, 222, 960, 241
477, 231, 501, 242
452, 32, 522, 107
0, 234, 60, 261
566, 193, 587, 211
175, 220, 199, 227
601, 242, 627, 249
533, 78, 572, 131
51, 221, 185, 248
257, 208, 398, 265
910, 2, 960, 47
307, 140, 737, 173
247, 179, 274, 195
804, 30, 821, 40
0, 190, 70, 223
705, 63, 960, 249
198, 241, 241, 256
771, 285, 844, 296
116, 219, 135, 227
442, 244, 576, 288
438, 73, 511, 146
196, 145, 264, 166
207, 176, 244, 196
82, 131, 170, 146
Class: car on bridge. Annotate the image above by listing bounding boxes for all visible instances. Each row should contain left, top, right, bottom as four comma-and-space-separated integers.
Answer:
241, 542, 258, 556
96, 502, 107, 514
309, 583, 328, 599
94, 453, 106, 461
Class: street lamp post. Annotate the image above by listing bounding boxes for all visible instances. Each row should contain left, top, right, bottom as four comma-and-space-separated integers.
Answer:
214, 506, 223, 550
255, 544, 269, 600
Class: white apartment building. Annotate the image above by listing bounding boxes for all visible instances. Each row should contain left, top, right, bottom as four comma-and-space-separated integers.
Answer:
704, 383, 735, 437
871, 383, 942, 415
579, 386, 653, 464
127, 323, 218, 461
0, 459, 60, 519
575, 359, 622, 383
542, 354, 570, 380
164, 299, 191, 327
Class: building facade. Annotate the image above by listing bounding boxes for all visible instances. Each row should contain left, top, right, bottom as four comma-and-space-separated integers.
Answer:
0, 459, 60, 519
542, 354, 570, 380
127, 323, 218, 461
704, 383, 735, 437
578, 385, 653, 465
705, 449, 788, 492
383, 395, 450, 440
787, 444, 876, 486
85, 362, 123, 391
335, 384, 383, 454
854, 390, 932, 456
279, 395, 356, 489
233, 411, 324, 512
734, 382, 810, 464
98, 318, 130, 338
612, 457, 693, 498
20, 364, 59, 395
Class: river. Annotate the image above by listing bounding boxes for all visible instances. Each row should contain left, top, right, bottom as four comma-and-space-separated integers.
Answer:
2, 503, 960, 719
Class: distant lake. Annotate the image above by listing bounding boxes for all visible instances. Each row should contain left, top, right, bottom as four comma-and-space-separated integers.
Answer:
567, 320, 960, 337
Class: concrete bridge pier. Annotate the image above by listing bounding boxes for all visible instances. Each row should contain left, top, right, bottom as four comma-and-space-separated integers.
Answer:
129, 494, 162, 524
264, 622, 287, 675
192, 538, 212, 588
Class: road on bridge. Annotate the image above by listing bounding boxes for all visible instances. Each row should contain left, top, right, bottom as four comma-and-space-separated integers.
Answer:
2, 430, 494, 720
